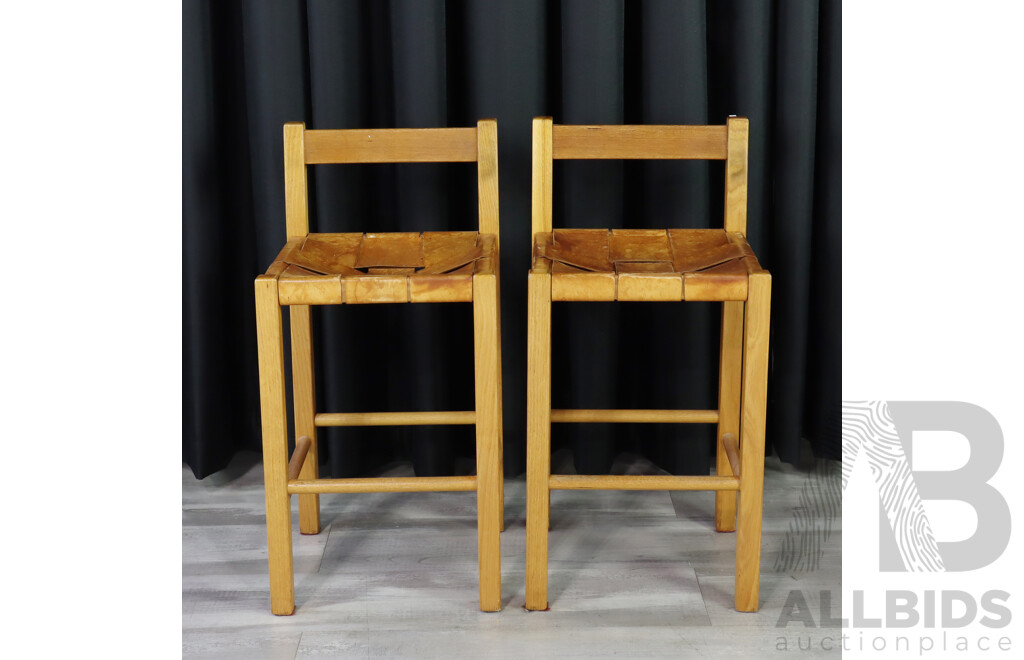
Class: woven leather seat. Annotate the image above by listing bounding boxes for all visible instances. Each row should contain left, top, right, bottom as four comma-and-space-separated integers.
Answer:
268, 231, 496, 304
534, 228, 761, 302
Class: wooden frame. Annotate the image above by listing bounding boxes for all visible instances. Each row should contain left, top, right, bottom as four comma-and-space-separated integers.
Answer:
552, 125, 728, 160
525, 117, 771, 613
255, 120, 503, 614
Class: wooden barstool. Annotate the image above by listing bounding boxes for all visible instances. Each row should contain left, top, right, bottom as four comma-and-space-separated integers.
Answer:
524, 117, 771, 612
255, 120, 504, 614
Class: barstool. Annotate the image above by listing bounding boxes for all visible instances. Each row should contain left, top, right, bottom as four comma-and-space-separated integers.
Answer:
255, 120, 504, 614
524, 117, 771, 612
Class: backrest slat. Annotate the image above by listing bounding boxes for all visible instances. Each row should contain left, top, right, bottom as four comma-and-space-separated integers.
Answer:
552, 125, 728, 160
283, 123, 498, 238
533, 119, 748, 235
303, 128, 478, 164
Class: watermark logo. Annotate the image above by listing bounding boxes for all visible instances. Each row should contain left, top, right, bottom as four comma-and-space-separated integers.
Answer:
842, 401, 1010, 571
773, 401, 1014, 653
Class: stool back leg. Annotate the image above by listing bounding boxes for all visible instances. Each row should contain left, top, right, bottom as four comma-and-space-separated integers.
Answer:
290, 305, 321, 535
715, 300, 744, 531
525, 271, 552, 611
255, 277, 296, 615
495, 272, 505, 532
473, 272, 502, 612
735, 272, 771, 612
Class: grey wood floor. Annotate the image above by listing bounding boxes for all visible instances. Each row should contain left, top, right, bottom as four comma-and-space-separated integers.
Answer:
183, 452, 841, 658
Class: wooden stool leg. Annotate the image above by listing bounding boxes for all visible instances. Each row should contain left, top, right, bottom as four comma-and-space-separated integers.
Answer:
473, 272, 502, 612
735, 272, 771, 612
496, 272, 505, 533
255, 277, 295, 615
290, 305, 321, 535
715, 301, 744, 531
525, 271, 551, 611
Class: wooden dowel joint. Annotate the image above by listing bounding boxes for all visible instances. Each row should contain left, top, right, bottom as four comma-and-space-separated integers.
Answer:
723, 433, 740, 478
287, 436, 312, 481
315, 411, 476, 427
287, 476, 478, 494
550, 409, 719, 424
549, 474, 740, 491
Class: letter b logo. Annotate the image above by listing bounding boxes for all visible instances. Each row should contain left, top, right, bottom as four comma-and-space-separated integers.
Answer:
842, 401, 1010, 571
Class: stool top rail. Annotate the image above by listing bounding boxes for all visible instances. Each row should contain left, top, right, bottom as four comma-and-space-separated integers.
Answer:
552, 124, 728, 160
282, 120, 499, 241
531, 117, 749, 235
304, 127, 479, 164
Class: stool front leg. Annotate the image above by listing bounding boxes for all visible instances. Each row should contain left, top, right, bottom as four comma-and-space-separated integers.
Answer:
525, 271, 551, 611
290, 305, 321, 535
735, 272, 771, 612
473, 272, 502, 612
715, 301, 744, 531
495, 267, 505, 533
255, 277, 295, 615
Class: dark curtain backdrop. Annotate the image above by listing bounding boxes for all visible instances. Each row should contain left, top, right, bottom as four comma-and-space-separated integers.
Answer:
183, 0, 841, 480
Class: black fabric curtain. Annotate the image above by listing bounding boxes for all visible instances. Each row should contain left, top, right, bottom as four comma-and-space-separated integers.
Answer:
183, 0, 840, 480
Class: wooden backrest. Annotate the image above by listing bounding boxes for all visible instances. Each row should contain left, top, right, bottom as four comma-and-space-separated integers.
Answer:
531, 117, 749, 235
283, 120, 499, 243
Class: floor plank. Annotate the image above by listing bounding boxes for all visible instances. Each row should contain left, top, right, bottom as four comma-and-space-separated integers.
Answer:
183, 453, 841, 658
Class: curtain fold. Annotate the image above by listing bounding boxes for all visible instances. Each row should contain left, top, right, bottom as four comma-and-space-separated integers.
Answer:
183, 0, 841, 478
554, 0, 625, 474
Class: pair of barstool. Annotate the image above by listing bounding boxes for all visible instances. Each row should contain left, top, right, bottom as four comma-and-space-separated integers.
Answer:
254, 117, 770, 616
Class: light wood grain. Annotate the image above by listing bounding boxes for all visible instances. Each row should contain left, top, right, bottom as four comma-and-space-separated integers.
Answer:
283, 123, 308, 240
287, 436, 312, 481
735, 271, 771, 612
476, 119, 500, 241
254, 275, 295, 615
525, 271, 552, 611
303, 128, 478, 164
724, 117, 749, 234
550, 409, 719, 423
722, 434, 740, 478
473, 233, 497, 276
314, 411, 475, 426
530, 233, 553, 277
493, 258, 506, 533
531, 118, 553, 236
715, 301, 744, 532
552, 125, 728, 160
287, 476, 477, 494
254, 121, 507, 615
524, 118, 770, 617
473, 272, 502, 612
549, 475, 740, 491
290, 303, 319, 535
